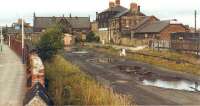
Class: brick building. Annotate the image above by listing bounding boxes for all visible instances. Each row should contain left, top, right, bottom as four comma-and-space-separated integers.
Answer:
96, 0, 189, 44
134, 21, 189, 40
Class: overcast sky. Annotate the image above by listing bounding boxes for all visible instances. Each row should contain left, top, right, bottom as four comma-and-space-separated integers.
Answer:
0, 0, 199, 27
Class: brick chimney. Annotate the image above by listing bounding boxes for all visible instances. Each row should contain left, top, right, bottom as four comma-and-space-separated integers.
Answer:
130, 3, 140, 14
109, 2, 115, 8
115, 0, 120, 6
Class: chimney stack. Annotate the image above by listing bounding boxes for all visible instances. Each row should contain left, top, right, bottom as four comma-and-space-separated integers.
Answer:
130, 3, 140, 14
115, 0, 120, 6
109, 2, 115, 8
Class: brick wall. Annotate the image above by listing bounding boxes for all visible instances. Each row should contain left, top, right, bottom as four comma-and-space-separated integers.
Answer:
160, 24, 188, 40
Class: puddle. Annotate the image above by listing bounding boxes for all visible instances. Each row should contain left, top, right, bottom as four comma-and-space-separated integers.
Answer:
116, 65, 142, 73
87, 58, 113, 64
72, 51, 88, 54
142, 79, 200, 92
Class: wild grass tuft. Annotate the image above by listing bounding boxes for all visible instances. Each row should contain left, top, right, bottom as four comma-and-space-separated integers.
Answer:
45, 55, 133, 105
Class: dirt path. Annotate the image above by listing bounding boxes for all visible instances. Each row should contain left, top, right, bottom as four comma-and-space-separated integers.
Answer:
64, 49, 200, 105
0, 44, 26, 106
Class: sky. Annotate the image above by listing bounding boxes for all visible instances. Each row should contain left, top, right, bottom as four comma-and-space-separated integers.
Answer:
0, 0, 199, 28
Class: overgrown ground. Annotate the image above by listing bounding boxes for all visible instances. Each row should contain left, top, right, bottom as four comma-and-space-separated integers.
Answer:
86, 45, 200, 76
45, 55, 132, 105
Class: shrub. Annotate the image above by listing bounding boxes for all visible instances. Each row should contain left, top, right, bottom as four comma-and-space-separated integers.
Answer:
86, 31, 99, 42
36, 25, 64, 61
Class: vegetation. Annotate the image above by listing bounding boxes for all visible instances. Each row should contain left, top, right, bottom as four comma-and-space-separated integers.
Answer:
36, 25, 64, 61
45, 55, 132, 105
86, 31, 99, 42
87, 45, 200, 76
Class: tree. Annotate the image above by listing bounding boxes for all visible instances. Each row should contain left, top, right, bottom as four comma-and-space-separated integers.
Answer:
37, 25, 64, 61
86, 31, 99, 42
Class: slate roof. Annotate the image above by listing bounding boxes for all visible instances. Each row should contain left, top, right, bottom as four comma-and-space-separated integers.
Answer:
114, 9, 129, 18
132, 16, 159, 31
135, 21, 170, 33
102, 5, 128, 13
114, 10, 145, 18
34, 17, 90, 29
23, 82, 54, 106
7, 27, 33, 34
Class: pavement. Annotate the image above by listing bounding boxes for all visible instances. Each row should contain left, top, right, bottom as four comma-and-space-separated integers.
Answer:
64, 48, 200, 105
0, 44, 26, 106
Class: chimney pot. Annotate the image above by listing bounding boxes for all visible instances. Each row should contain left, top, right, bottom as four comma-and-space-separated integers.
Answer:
109, 2, 115, 8
115, 0, 120, 6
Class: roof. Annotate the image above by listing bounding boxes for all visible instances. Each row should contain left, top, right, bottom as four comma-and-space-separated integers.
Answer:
34, 16, 90, 29
135, 21, 170, 33
114, 10, 145, 18
114, 9, 129, 18
102, 5, 128, 13
66, 17, 90, 29
23, 82, 54, 106
7, 27, 33, 34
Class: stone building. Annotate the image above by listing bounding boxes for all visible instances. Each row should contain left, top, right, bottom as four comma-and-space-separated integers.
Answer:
96, 0, 127, 29
33, 13, 91, 41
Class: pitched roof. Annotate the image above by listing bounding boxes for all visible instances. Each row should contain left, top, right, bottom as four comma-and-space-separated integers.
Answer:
102, 5, 128, 13
135, 21, 170, 33
7, 27, 33, 34
34, 16, 90, 29
66, 17, 90, 29
114, 9, 129, 18
23, 82, 54, 106
114, 10, 145, 18
132, 16, 159, 31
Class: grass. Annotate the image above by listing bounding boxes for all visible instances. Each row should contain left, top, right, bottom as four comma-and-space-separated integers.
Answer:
87, 45, 200, 76
45, 55, 133, 105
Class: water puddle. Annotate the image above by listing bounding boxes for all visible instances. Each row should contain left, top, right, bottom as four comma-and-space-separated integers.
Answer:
72, 51, 88, 54
87, 58, 113, 64
142, 79, 200, 92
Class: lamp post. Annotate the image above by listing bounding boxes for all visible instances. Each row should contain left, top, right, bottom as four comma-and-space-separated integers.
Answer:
0, 26, 3, 52
22, 18, 25, 64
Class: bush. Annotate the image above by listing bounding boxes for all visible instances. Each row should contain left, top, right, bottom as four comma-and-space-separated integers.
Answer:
45, 55, 132, 105
36, 25, 64, 61
86, 31, 99, 42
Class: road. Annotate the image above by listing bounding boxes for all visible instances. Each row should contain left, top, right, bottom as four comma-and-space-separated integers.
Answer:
64, 48, 200, 105
0, 44, 26, 106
